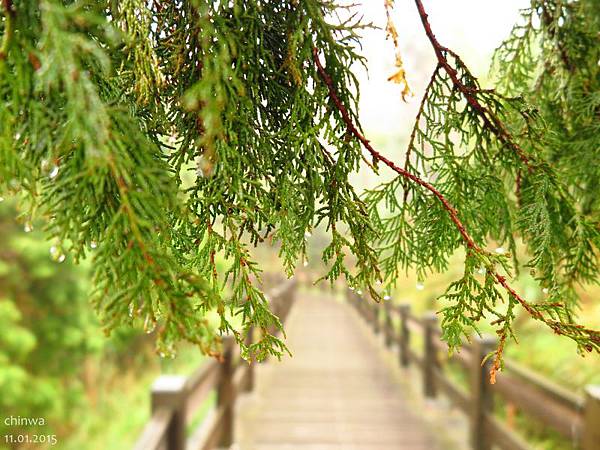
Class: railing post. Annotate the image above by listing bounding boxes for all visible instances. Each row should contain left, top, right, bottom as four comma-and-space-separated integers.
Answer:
217, 341, 235, 447
398, 304, 411, 367
470, 335, 496, 450
582, 385, 600, 450
384, 300, 394, 347
151, 375, 187, 450
423, 312, 438, 398
245, 327, 255, 392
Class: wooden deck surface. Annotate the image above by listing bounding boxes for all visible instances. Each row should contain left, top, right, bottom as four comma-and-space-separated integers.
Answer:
235, 290, 443, 450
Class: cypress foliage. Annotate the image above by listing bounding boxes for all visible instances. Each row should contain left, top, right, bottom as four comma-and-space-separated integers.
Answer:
0, 0, 598, 373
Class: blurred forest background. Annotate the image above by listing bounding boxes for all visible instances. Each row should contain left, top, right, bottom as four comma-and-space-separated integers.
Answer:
1, 1, 599, 449
0, 200, 212, 449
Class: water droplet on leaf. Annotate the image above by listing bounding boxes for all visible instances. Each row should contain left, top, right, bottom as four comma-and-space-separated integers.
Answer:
50, 245, 66, 262
24, 221, 33, 233
384, 295, 391, 301
495, 247, 505, 254
144, 314, 156, 334
49, 165, 59, 179
416, 281, 425, 290
90, 241, 98, 249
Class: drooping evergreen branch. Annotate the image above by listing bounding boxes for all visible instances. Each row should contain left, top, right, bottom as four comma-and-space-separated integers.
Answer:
413, 0, 534, 171
314, 47, 478, 250
404, 0, 600, 350
0, 0, 386, 360
410, 0, 600, 288
493, 0, 600, 216
313, 47, 600, 381
0, 0, 598, 371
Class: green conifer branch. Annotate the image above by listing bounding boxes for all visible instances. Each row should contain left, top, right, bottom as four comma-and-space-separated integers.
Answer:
313, 42, 600, 380
0, 0, 598, 370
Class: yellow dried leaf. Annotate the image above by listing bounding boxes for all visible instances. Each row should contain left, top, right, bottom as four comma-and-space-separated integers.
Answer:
387, 69, 406, 84
387, 69, 413, 102
386, 21, 399, 43
383, 0, 412, 102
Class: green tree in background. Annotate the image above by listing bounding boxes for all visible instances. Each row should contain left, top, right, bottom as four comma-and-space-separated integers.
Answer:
0, 203, 97, 439
0, 0, 598, 374
0, 202, 161, 446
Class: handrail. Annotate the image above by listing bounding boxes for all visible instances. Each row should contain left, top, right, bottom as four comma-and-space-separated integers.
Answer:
502, 359, 583, 411
347, 289, 600, 450
132, 278, 297, 450
484, 414, 530, 450
493, 371, 583, 439
184, 361, 220, 423
133, 407, 172, 450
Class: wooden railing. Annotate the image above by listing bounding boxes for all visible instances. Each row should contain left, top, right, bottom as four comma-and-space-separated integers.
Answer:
348, 290, 600, 450
133, 280, 296, 450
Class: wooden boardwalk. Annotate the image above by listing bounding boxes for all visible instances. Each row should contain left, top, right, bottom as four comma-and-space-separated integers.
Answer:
133, 282, 600, 450
235, 291, 441, 450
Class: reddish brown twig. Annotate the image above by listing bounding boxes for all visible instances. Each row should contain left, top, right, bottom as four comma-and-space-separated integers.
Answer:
313, 47, 476, 250
413, 0, 533, 171
312, 47, 600, 381
494, 274, 542, 320
412, 0, 599, 339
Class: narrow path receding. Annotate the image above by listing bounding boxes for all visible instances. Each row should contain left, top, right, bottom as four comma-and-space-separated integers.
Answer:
235, 291, 442, 450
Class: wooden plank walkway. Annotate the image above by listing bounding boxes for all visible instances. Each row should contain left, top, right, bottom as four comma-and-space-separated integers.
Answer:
235, 290, 442, 450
